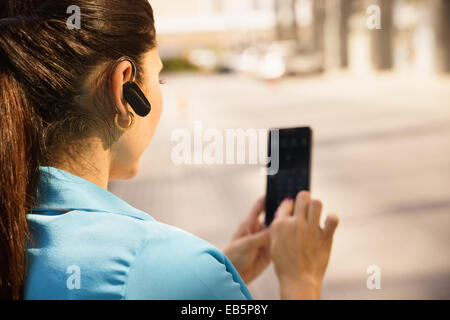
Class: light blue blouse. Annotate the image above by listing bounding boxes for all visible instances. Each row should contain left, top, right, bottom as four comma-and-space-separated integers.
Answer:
24, 166, 252, 300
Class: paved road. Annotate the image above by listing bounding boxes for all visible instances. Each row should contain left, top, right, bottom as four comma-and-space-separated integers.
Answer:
110, 71, 450, 299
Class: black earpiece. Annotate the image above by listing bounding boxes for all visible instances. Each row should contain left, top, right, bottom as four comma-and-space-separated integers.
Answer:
123, 81, 151, 117
116, 56, 152, 117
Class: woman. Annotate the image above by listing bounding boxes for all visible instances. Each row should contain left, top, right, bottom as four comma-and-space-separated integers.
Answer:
0, 0, 339, 300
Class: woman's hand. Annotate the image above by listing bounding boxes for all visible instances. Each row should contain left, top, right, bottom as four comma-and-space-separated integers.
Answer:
269, 191, 339, 299
223, 196, 271, 285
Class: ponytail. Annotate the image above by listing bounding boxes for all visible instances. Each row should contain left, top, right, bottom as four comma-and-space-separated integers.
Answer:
0, 0, 156, 299
0, 70, 41, 299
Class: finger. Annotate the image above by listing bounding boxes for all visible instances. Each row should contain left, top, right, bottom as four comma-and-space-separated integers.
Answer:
274, 197, 294, 219
261, 241, 271, 260
323, 214, 339, 238
254, 220, 265, 233
249, 219, 264, 234
247, 195, 266, 223
294, 191, 310, 222
263, 243, 271, 260
246, 229, 271, 248
307, 199, 322, 228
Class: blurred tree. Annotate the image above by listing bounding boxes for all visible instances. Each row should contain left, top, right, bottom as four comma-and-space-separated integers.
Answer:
339, 0, 353, 68
325, 0, 358, 69
370, 0, 394, 70
274, 0, 299, 43
312, 0, 325, 53
275, 0, 326, 56
433, 0, 450, 73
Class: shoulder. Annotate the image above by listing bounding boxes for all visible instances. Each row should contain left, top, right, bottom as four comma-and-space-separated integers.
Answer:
26, 210, 252, 300
124, 220, 252, 300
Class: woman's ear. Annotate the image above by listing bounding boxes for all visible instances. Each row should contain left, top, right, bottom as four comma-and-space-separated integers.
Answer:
110, 60, 135, 116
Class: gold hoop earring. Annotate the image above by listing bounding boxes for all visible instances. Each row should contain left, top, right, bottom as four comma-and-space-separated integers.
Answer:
114, 112, 135, 131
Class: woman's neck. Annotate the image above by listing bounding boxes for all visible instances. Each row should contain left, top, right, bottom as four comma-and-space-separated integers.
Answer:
50, 140, 112, 190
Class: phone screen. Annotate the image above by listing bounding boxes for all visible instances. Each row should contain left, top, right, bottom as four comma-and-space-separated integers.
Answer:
265, 127, 312, 226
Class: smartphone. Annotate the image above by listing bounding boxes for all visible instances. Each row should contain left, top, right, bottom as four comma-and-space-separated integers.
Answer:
265, 127, 312, 226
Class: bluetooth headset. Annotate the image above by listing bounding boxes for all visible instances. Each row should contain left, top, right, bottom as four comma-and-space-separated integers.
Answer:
115, 56, 152, 117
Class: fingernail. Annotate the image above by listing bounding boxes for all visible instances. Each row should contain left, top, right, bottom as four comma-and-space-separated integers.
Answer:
284, 197, 292, 202
274, 211, 279, 219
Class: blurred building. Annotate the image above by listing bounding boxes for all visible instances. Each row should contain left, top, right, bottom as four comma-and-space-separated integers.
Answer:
151, 0, 277, 55
150, 0, 450, 75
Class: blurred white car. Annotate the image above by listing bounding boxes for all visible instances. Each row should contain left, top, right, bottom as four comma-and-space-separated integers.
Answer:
187, 40, 324, 79
228, 40, 324, 79
229, 43, 288, 80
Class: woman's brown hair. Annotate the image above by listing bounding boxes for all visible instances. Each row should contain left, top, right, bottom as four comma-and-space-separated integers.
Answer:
0, 0, 157, 299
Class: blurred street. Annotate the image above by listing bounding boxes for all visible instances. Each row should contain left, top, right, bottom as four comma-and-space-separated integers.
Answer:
110, 71, 450, 299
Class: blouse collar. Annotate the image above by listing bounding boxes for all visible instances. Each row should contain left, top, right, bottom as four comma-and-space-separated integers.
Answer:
30, 166, 154, 222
